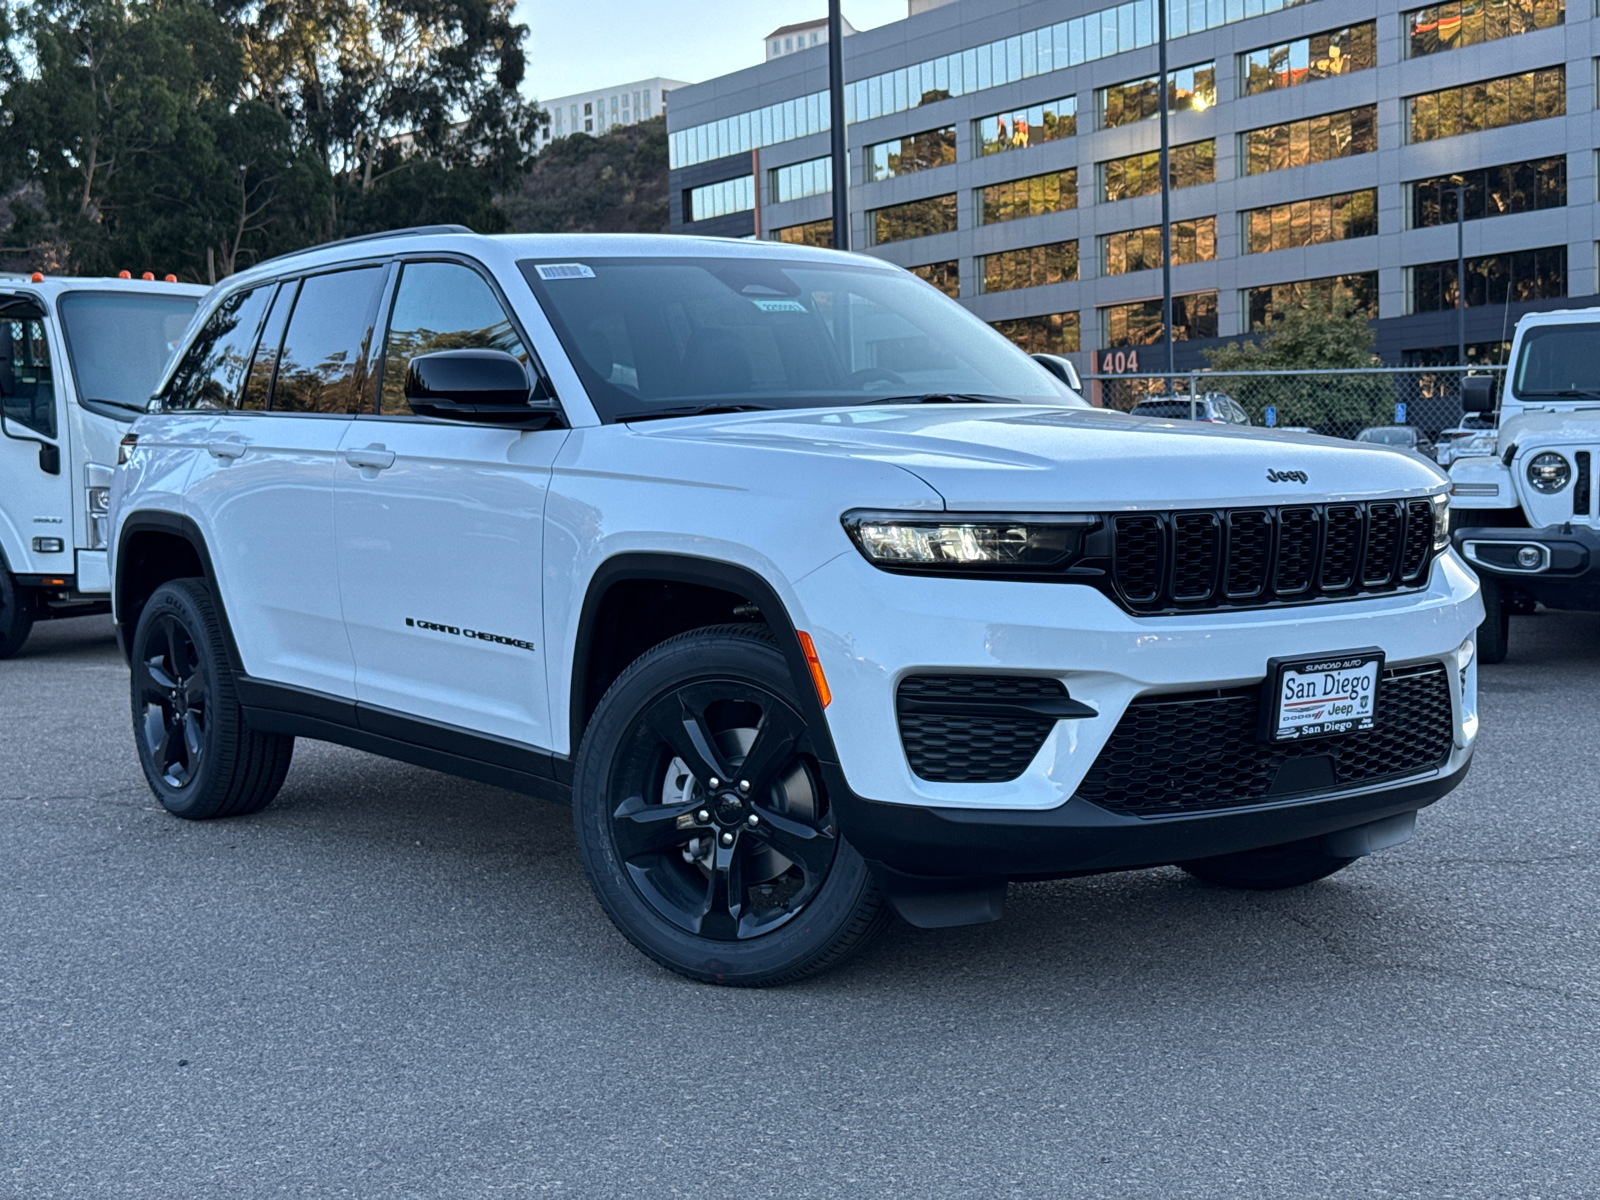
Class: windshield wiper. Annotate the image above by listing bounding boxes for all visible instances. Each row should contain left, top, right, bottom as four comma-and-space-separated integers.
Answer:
856, 392, 1022, 406
616, 404, 768, 423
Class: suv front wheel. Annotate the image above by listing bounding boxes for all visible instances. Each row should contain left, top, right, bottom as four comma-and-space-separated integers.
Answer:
573, 625, 890, 986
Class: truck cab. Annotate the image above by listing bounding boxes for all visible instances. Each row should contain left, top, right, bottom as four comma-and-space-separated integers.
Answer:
1448, 307, 1600, 662
1, 274, 205, 657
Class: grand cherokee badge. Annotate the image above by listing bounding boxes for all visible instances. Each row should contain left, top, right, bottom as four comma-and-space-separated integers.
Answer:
1266, 469, 1309, 483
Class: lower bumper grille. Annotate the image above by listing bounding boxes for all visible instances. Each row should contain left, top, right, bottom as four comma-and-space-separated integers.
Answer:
1076, 663, 1454, 817
897, 675, 1067, 783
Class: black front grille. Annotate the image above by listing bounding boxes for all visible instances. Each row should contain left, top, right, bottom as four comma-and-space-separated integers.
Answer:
1110, 500, 1438, 614
1577, 451, 1592, 518
1076, 664, 1454, 817
897, 675, 1064, 782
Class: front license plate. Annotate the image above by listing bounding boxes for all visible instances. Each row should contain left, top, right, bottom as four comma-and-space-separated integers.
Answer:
1263, 649, 1383, 742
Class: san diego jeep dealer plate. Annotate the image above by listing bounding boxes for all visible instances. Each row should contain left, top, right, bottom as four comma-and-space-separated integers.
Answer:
1263, 649, 1383, 742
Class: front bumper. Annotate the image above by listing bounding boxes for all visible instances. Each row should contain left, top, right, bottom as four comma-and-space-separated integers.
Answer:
1455, 523, 1600, 611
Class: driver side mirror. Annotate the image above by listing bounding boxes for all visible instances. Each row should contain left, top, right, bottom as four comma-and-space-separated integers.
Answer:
1031, 352, 1082, 392
0, 408, 61, 474
404, 349, 558, 426
1461, 374, 1496, 414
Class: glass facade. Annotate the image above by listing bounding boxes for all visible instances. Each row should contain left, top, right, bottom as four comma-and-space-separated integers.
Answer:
1100, 62, 1216, 129
980, 241, 1080, 294
867, 127, 957, 181
1246, 273, 1379, 329
1242, 106, 1377, 174
911, 260, 960, 298
991, 312, 1081, 354
980, 170, 1078, 224
1412, 246, 1566, 311
1243, 190, 1377, 253
1405, 0, 1562, 57
1102, 218, 1217, 276
1408, 67, 1565, 142
686, 175, 754, 221
773, 219, 833, 246
770, 157, 832, 204
1100, 141, 1214, 202
975, 97, 1077, 156
867, 194, 959, 245
1411, 157, 1565, 227
1103, 292, 1219, 346
1239, 23, 1376, 95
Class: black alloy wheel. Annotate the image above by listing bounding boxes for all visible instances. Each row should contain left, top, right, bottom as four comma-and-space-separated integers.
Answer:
574, 625, 888, 986
136, 610, 210, 789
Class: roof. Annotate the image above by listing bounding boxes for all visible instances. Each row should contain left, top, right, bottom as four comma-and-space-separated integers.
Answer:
766, 18, 829, 38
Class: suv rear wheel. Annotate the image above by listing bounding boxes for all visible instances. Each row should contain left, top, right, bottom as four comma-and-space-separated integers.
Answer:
130, 579, 294, 819
0, 563, 35, 659
573, 624, 890, 986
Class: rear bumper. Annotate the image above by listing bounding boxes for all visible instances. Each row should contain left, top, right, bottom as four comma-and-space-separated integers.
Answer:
1455, 524, 1600, 610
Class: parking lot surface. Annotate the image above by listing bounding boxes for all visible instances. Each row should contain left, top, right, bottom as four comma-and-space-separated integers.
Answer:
3, 612, 1598, 1198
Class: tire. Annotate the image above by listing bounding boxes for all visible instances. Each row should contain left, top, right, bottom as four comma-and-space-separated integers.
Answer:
573, 624, 891, 986
1476, 574, 1509, 665
1179, 837, 1356, 890
129, 578, 294, 819
0, 562, 35, 660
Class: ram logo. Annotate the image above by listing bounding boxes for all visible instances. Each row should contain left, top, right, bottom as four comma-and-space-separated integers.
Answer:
1266, 469, 1309, 484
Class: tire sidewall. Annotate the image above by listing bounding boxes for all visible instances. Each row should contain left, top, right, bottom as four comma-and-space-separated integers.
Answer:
0, 562, 34, 659
573, 628, 878, 985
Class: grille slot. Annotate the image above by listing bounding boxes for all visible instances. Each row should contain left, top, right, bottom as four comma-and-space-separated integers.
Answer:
1273, 507, 1319, 595
1576, 451, 1592, 518
1170, 512, 1220, 602
1076, 664, 1453, 817
1400, 499, 1433, 582
1113, 516, 1164, 603
1320, 505, 1362, 591
897, 676, 1065, 783
1224, 510, 1271, 598
1362, 501, 1403, 587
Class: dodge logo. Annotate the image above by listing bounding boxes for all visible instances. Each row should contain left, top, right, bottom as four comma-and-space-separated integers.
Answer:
1266, 469, 1309, 483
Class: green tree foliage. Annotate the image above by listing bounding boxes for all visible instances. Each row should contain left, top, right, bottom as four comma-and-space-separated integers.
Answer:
502, 116, 670, 234
1202, 293, 1394, 432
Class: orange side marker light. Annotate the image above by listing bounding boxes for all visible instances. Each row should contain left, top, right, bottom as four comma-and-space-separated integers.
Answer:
141, 271, 154, 281
164, 274, 177, 283
796, 631, 831, 708
117, 270, 131, 279
30, 272, 43, 282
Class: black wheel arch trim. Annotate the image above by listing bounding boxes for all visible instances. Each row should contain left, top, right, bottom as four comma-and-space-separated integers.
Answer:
114, 510, 241, 670
568, 552, 841, 772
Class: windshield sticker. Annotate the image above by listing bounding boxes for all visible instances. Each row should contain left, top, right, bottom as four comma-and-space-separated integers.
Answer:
750, 298, 806, 313
535, 263, 596, 281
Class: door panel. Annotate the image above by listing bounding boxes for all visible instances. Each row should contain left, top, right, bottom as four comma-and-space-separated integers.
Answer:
0, 308, 71, 575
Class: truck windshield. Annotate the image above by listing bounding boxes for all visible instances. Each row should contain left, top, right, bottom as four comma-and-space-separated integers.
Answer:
58, 292, 199, 417
1514, 324, 1600, 398
517, 255, 1080, 422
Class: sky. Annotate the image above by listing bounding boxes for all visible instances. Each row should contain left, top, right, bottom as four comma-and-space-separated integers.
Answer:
516, 0, 913, 101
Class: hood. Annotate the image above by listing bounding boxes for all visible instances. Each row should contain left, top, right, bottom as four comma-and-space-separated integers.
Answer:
1499, 409, 1600, 452
629, 404, 1446, 510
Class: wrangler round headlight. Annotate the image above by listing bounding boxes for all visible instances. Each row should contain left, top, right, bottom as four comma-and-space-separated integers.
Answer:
841, 510, 1097, 572
1527, 452, 1571, 493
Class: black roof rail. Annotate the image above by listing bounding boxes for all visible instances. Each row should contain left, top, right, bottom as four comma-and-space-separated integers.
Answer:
253, 224, 475, 270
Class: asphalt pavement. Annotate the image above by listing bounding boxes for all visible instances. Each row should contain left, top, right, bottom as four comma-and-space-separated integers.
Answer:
3, 610, 1598, 1198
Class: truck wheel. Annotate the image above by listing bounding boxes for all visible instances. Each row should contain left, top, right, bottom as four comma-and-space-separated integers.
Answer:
1179, 837, 1356, 890
130, 578, 294, 819
1476, 575, 1509, 664
0, 564, 34, 659
573, 624, 890, 986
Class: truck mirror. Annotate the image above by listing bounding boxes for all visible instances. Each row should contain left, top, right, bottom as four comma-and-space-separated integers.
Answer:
38, 442, 60, 475
1461, 374, 1496, 413
1031, 353, 1082, 392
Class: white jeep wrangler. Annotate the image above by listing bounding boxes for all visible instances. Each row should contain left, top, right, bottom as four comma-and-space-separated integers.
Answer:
111, 229, 1481, 985
1449, 307, 1600, 662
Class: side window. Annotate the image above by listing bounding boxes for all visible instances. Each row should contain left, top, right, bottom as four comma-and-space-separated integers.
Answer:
0, 316, 56, 438
272, 267, 385, 414
381, 261, 527, 415
161, 287, 272, 411
240, 282, 297, 411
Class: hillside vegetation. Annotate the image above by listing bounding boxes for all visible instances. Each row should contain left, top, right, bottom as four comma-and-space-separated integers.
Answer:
503, 117, 670, 234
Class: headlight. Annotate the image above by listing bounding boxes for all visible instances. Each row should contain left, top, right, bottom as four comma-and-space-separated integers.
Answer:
1527, 452, 1571, 493
1431, 492, 1451, 552
842, 510, 1097, 572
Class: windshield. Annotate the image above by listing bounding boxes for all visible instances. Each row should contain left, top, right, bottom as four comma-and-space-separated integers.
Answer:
517, 255, 1080, 421
1359, 427, 1413, 445
1514, 323, 1600, 397
58, 292, 198, 415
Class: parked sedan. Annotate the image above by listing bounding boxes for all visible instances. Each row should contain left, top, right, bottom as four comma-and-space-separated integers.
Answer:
1129, 392, 1251, 425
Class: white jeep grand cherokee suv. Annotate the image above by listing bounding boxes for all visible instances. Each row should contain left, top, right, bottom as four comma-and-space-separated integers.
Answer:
110, 228, 1481, 985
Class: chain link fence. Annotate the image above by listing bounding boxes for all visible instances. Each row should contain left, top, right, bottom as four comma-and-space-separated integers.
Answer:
1085, 367, 1506, 454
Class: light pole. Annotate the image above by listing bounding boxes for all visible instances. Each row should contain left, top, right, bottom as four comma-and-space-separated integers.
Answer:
828, 0, 849, 251
1449, 176, 1466, 366
1157, 0, 1174, 385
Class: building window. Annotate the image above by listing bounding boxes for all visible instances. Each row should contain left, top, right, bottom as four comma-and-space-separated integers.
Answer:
867, 194, 959, 245
1099, 141, 1214, 202
1101, 293, 1219, 348
1100, 62, 1216, 129
1405, 0, 1562, 57
1242, 107, 1376, 175
975, 97, 1077, 155
770, 157, 832, 203
1411, 246, 1566, 312
686, 176, 755, 221
991, 312, 1081, 354
1101, 218, 1216, 276
979, 241, 1080, 294
1243, 190, 1377, 253
866, 127, 957, 182
911, 261, 960, 298
1240, 24, 1376, 96
1411, 158, 1565, 227
1246, 274, 1378, 330
1408, 68, 1565, 142
773, 218, 833, 246
979, 170, 1077, 224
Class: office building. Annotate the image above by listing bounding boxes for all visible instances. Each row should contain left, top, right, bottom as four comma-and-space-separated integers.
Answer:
667, 0, 1596, 370
539, 77, 688, 148
767, 17, 857, 61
